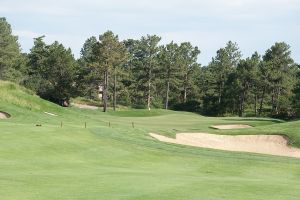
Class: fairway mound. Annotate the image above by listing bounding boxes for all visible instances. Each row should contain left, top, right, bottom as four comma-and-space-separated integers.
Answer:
211, 124, 252, 129
0, 111, 11, 119
150, 133, 300, 158
71, 103, 99, 110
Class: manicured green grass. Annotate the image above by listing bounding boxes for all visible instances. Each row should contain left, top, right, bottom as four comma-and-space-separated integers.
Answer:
1, 81, 300, 199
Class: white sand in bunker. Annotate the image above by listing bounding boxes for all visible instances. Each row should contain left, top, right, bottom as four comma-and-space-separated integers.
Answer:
150, 133, 300, 158
211, 124, 252, 129
0, 111, 10, 119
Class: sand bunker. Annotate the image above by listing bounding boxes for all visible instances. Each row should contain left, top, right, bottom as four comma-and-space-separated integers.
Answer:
211, 124, 252, 129
0, 111, 10, 119
72, 103, 99, 110
150, 133, 300, 158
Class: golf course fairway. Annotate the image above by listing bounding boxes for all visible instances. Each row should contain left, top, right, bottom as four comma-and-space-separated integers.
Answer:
1, 81, 300, 200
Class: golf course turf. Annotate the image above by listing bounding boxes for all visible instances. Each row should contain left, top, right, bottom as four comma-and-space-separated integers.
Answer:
1, 81, 300, 200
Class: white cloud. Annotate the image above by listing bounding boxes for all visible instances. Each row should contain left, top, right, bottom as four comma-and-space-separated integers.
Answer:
1, 0, 299, 17
2, 0, 300, 64
0, 0, 76, 16
13, 30, 41, 39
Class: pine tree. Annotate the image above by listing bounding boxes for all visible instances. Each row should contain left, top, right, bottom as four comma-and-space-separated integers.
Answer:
26, 37, 77, 105
236, 53, 260, 116
131, 35, 161, 110
0, 17, 23, 81
159, 41, 182, 109
177, 42, 200, 103
263, 42, 295, 115
77, 36, 99, 99
92, 31, 128, 112
206, 41, 241, 114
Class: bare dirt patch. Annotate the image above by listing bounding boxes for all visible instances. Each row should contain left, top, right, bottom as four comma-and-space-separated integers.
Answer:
44, 112, 58, 116
0, 111, 11, 119
211, 124, 252, 129
71, 103, 99, 110
150, 133, 300, 158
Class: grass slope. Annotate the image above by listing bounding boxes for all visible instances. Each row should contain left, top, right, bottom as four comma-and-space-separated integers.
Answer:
1, 81, 300, 200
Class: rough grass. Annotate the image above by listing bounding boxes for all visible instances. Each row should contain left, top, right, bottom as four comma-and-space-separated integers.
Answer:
1, 81, 300, 200
71, 97, 102, 107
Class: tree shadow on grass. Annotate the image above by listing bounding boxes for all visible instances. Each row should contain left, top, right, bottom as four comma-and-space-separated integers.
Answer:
223, 118, 284, 123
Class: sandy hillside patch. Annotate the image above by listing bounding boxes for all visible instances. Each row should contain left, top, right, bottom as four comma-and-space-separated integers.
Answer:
150, 133, 300, 158
0, 111, 10, 119
211, 124, 252, 129
71, 103, 99, 110
44, 112, 58, 116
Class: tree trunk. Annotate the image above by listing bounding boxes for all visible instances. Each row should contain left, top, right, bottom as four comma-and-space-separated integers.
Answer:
238, 89, 246, 117
271, 89, 275, 114
165, 80, 170, 109
218, 83, 222, 104
183, 73, 187, 103
147, 69, 151, 111
275, 88, 281, 115
103, 70, 108, 112
113, 69, 117, 111
238, 97, 242, 117
239, 92, 244, 117
218, 79, 224, 104
258, 87, 265, 116
254, 93, 257, 116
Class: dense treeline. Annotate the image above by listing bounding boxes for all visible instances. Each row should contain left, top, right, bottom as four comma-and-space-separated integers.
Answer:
1, 17, 300, 118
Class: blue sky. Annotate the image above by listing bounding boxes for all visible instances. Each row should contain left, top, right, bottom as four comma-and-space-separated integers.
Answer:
1, 0, 300, 65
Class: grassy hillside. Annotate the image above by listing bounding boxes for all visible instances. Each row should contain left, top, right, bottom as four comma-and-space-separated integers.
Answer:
1, 81, 300, 200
